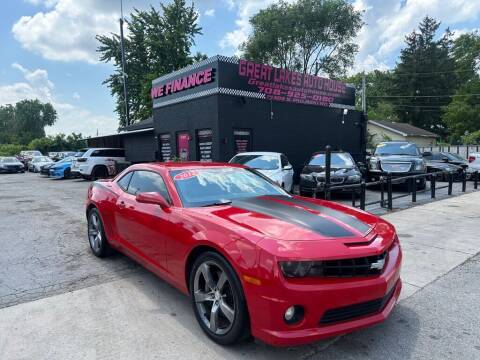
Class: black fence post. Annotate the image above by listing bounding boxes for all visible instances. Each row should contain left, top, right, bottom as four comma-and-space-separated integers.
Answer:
462, 169, 467, 192
387, 173, 393, 210
351, 189, 356, 207
475, 171, 478, 190
411, 177, 417, 203
360, 181, 366, 210
380, 176, 385, 208
448, 172, 453, 195
430, 173, 436, 198
325, 145, 331, 201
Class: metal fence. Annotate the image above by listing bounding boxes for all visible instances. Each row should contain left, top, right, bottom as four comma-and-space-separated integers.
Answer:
313, 145, 479, 211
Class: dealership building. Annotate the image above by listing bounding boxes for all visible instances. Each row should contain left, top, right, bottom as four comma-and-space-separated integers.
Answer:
88, 55, 366, 171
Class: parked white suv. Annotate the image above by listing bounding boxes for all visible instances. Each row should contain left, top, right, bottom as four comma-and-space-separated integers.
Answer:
71, 148, 125, 180
467, 152, 480, 177
229, 151, 294, 191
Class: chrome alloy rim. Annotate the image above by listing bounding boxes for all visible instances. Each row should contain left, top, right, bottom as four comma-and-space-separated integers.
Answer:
88, 212, 102, 252
193, 261, 236, 335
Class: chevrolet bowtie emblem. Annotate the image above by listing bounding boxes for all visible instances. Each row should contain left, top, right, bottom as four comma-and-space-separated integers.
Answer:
370, 258, 386, 270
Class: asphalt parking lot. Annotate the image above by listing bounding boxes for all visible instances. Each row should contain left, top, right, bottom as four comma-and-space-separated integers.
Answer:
1, 172, 479, 359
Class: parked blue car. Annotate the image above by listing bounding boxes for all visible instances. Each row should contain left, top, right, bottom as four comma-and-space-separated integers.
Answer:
49, 156, 77, 179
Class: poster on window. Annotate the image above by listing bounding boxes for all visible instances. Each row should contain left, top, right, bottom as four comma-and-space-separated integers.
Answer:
159, 134, 172, 161
197, 129, 213, 162
177, 132, 190, 161
233, 129, 252, 154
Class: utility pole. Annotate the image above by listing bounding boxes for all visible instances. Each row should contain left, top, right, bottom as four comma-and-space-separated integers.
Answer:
119, 0, 130, 127
361, 74, 366, 115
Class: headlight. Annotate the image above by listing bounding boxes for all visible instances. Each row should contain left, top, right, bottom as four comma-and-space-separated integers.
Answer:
279, 261, 324, 278
347, 174, 361, 182
369, 158, 379, 170
300, 174, 314, 181
414, 160, 425, 171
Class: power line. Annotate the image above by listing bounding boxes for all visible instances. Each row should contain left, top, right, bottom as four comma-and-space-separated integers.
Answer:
367, 93, 480, 99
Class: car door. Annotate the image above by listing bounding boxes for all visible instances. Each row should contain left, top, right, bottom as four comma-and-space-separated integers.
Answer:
114, 170, 172, 271
280, 154, 294, 191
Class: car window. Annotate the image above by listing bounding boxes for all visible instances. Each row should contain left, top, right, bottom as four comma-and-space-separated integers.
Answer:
117, 172, 133, 191
309, 153, 354, 167
280, 155, 289, 167
427, 153, 445, 161
374, 143, 419, 156
230, 154, 279, 170
127, 171, 170, 202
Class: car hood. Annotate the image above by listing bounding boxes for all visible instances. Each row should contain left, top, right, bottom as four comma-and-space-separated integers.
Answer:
1, 162, 22, 166
426, 161, 461, 170
302, 165, 359, 177
375, 154, 421, 162
187, 195, 380, 243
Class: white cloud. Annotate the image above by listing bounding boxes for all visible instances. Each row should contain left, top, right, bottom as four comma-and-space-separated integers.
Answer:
12, 0, 146, 64
0, 63, 116, 137
204, 8, 215, 17
352, 0, 480, 73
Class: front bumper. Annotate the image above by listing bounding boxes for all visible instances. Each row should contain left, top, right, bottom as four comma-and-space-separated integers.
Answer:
49, 168, 65, 178
246, 242, 402, 346
369, 170, 425, 183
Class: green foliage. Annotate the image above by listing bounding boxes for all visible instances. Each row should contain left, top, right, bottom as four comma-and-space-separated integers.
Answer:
443, 78, 480, 143
27, 133, 87, 154
392, 16, 457, 137
461, 130, 480, 145
97, 0, 205, 127
0, 99, 57, 145
241, 0, 363, 77
368, 102, 399, 122
0, 144, 23, 156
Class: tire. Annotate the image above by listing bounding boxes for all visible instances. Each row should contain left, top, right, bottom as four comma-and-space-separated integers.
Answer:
64, 168, 71, 179
189, 251, 250, 345
91, 166, 108, 181
87, 208, 111, 258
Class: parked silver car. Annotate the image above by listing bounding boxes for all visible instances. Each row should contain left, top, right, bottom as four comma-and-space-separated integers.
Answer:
28, 156, 54, 173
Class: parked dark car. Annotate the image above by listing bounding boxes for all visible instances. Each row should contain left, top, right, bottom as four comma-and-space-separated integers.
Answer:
299, 151, 362, 197
17, 150, 42, 166
422, 151, 465, 181
368, 141, 427, 189
0, 156, 25, 173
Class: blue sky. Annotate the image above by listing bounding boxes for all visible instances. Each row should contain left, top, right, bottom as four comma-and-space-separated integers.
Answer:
0, 0, 479, 137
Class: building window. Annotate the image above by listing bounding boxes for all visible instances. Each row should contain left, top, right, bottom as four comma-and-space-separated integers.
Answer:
196, 129, 213, 162
233, 129, 252, 154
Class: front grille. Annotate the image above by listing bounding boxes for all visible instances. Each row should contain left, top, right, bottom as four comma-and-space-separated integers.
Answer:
311, 251, 387, 278
5, 165, 21, 170
381, 162, 412, 173
319, 284, 396, 325
315, 176, 345, 184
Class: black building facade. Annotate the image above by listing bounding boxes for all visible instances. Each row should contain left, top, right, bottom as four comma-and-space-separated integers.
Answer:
89, 55, 366, 172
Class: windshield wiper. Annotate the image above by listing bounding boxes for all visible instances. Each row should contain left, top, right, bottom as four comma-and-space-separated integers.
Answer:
202, 200, 232, 207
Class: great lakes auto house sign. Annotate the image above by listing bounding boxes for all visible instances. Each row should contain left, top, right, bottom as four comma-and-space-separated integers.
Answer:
150, 55, 355, 110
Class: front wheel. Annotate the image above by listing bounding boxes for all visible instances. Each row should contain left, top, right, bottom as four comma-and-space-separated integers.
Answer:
190, 252, 250, 345
87, 208, 111, 258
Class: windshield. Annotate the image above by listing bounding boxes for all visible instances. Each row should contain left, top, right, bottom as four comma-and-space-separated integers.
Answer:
308, 153, 354, 168
0, 157, 18, 163
230, 154, 279, 170
28, 151, 42, 156
58, 156, 74, 163
374, 143, 419, 156
170, 167, 288, 207
443, 152, 464, 161
34, 156, 52, 162
75, 152, 85, 157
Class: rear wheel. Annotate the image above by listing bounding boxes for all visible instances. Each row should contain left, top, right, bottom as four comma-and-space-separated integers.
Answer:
64, 168, 71, 179
91, 166, 108, 181
87, 208, 111, 258
190, 252, 249, 345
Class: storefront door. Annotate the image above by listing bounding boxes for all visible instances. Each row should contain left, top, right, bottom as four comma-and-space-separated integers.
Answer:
233, 129, 252, 154
176, 132, 190, 161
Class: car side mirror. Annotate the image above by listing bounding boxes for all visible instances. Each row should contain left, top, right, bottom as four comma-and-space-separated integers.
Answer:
136, 192, 170, 209
283, 165, 293, 170
442, 157, 449, 163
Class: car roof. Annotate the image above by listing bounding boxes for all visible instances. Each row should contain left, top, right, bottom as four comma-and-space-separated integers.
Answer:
233, 152, 281, 156
86, 147, 124, 150
129, 161, 246, 171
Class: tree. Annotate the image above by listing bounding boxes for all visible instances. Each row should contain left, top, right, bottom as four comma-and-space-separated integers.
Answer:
451, 31, 480, 84
241, 0, 363, 77
0, 99, 57, 145
392, 16, 457, 137
344, 70, 397, 119
97, 0, 204, 127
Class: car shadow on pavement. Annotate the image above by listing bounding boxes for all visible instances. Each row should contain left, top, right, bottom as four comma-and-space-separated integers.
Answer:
118, 265, 421, 360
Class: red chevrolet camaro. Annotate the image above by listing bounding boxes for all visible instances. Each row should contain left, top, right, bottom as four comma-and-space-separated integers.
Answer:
86, 162, 402, 346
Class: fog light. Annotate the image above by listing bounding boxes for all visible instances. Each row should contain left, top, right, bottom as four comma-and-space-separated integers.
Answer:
284, 305, 304, 324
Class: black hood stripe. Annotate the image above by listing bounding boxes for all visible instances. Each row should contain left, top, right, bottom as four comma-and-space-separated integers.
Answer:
270, 196, 371, 235
231, 196, 355, 238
